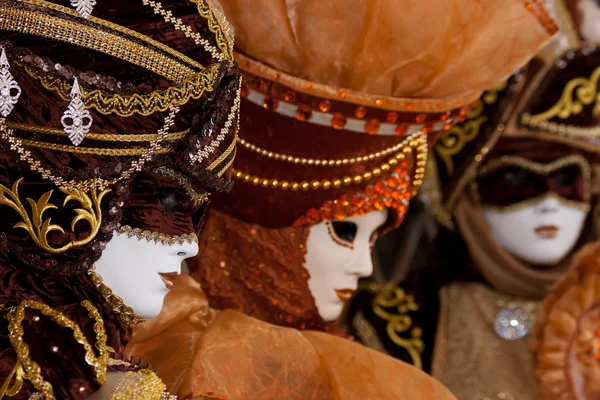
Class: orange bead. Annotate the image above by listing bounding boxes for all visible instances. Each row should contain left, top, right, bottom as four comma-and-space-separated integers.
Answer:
331, 113, 347, 130
257, 80, 267, 92
374, 182, 385, 194
386, 112, 398, 123
364, 119, 380, 135
395, 123, 409, 136
319, 100, 332, 112
423, 122, 435, 133
459, 107, 468, 116
416, 113, 426, 123
405, 103, 413, 110
305, 83, 313, 90
354, 106, 367, 119
263, 96, 279, 111
375, 98, 383, 106
284, 91, 296, 102
273, 73, 280, 80
443, 123, 453, 130
340, 91, 348, 99
296, 105, 312, 121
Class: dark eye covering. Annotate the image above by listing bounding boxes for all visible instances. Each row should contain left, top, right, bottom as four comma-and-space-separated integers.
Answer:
475, 164, 586, 206
332, 220, 358, 243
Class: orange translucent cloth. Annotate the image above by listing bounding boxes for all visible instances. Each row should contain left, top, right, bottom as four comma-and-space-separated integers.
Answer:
125, 274, 456, 400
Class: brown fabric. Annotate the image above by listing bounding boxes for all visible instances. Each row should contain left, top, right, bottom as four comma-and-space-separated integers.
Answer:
125, 273, 457, 400
219, 0, 556, 99
532, 240, 600, 400
453, 194, 566, 298
189, 209, 329, 331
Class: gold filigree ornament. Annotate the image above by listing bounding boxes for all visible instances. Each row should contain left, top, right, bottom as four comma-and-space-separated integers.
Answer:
0, 361, 24, 399
0, 178, 109, 254
526, 65, 600, 124
5, 300, 114, 400
435, 80, 507, 176
372, 285, 424, 369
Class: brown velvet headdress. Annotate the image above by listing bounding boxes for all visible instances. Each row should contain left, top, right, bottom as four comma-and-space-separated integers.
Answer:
0, 1, 241, 398
428, 0, 600, 227
210, 0, 557, 230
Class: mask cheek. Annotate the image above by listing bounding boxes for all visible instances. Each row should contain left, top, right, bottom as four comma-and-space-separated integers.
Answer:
483, 205, 588, 266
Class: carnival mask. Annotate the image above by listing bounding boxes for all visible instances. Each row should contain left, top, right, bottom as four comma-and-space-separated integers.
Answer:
304, 209, 388, 321
95, 170, 209, 319
475, 155, 591, 265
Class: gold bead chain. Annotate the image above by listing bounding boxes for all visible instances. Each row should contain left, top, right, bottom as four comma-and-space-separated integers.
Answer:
237, 131, 422, 167
233, 131, 427, 191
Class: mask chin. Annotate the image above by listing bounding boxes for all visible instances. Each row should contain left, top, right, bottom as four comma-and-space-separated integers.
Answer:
483, 195, 589, 267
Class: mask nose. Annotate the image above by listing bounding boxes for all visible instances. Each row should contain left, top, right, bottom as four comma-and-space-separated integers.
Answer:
535, 196, 560, 215
347, 246, 374, 278
171, 241, 199, 259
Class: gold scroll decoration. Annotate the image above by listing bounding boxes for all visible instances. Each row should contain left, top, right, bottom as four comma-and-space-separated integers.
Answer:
0, 178, 109, 254
372, 285, 424, 369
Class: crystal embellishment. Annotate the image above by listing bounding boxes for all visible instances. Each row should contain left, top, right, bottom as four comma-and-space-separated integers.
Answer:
71, 0, 96, 18
494, 307, 532, 341
61, 78, 93, 146
0, 48, 21, 117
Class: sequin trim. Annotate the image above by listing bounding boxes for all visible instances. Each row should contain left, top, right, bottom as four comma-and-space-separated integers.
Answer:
153, 167, 210, 206
116, 225, 198, 246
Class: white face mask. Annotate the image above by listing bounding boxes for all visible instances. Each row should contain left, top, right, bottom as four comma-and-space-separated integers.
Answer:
483, 194, 589, 265
578, 0, 600, 42
304, 209, 388, 322
94, 232, 199, 319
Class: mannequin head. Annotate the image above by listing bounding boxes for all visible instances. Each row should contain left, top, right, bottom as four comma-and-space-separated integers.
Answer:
305, 210, 388, 321
474, 141, 592, 266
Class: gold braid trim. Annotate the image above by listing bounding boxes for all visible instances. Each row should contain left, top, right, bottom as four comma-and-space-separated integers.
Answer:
190, 0, 234, 62
0, 178, 110, 254
527, 65, 600, 123
89, 268, 144, 326
16, 139, 172, 156
116, 225, 199, 246
0, 7, 197, 83
215, 145, 236, 178
5, 300, 114, 400
7, 122, 188, 142
153, 167, 210, 206
22, 0, 206, 72
21, 63, 219, 117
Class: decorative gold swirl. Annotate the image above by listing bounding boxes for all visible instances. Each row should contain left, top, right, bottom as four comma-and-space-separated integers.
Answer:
5, 300, 114, 400
0, 361, 24, 398
528, 65, 600, 123
0, 178, 109, 254
436, 115, 488, 175
372, 286, 424, 369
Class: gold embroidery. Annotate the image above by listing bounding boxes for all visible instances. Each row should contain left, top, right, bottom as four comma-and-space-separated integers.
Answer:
153, 167, 210, 206
6, 300, 113, 400
110, 369, 176, 400
0, 361, 24, 399
372, 286, 424, 369
190, 0, 234, 62
215, 146, 236, 178
209, 127, 237, 172
521, 112, 600, 138
0, 178, 110, 254
527, 65, 600, 123
0, 106, 180, 191
15, 138, 171, 156
89, 267, 143, 326
116, 225, 198, 246
434, 81, 507, 176
0, 7, 197, 83
22, 63, 219, 117
143, 0, 227, 63
7, 122, 188, 142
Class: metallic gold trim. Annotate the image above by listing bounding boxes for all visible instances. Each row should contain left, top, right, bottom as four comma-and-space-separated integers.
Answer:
0, 361, 24, 398
89, 267, 143, 326
207, 117, 238, 172
0, 6, 197, 83
372, 285, 424, 369
521, 112, 600, 138
190, 0, 234, 62
6, 300, 113, 400
233, 131, 425, 191
153, 167, 210, 206
16, 139, 171, 156
22, 63, 219, 117
215, 146, 236, 178
0, 178, 109, 254
527, 65, 600, 123
0, 106, 180, 191
110, 369, 176, 400
436, 115, 487, 176
7, 122, 188, 142
116, 225, 198, 246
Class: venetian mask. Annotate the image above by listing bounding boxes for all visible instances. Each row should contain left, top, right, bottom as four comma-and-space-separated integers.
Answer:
95, 171, 209, 319
475, 154, 591, 265
304, 209, 388, 321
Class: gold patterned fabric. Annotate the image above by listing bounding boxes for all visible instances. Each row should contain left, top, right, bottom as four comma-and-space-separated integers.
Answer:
432, 282, 540, 400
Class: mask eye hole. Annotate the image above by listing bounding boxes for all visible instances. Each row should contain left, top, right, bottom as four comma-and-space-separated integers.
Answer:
331, 221, 358, 244
157, 189, 178, 215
